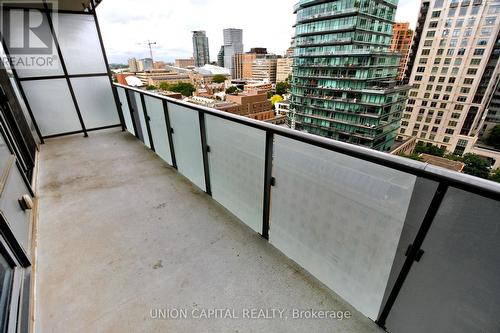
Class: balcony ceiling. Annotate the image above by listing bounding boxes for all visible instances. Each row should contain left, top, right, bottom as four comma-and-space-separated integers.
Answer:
4, 0, 100, 11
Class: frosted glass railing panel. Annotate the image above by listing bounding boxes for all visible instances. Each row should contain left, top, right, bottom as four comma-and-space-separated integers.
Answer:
56, 14, 107, 75
133, 92, 150, 148
21, 79, 81, 136
385, 188, 500, 333
70, 76, 119, 129
269, 135, 416, 320
205, 115, 266, 233
144, 96, 172, 165
116, 87, 134, 136
167, 102, 205, 191
4, 9, 64, 78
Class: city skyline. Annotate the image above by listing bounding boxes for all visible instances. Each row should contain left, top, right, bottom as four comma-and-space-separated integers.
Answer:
96, 0, 420, 64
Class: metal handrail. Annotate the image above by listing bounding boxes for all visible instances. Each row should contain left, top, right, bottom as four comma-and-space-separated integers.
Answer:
114, 83, 500, 200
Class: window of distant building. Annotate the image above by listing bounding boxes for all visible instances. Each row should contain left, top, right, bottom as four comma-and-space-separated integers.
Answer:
485, 16, 496, 25
432, 10, 441, 17
473, 48, 485, 55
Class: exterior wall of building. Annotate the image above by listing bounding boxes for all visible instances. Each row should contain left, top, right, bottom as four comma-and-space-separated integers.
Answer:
223, 28, 244, 77
277, 57, 293, 82
399, 0, 500, 156
192, 31, 210, 67
128, 58, 138, 72
390, 22, 414, 81
135, 71, 191, 86
252, 55, 277, 83
175, 58, 195, 68
290, 0, 408, 151
217, 46, 225, 67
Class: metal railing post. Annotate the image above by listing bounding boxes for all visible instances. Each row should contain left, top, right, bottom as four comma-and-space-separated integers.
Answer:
139, 93, 155, 152
162, 100, 177, 169
262, 131, 274, 239
376, 182, 449, 328
198, 112, 212, 196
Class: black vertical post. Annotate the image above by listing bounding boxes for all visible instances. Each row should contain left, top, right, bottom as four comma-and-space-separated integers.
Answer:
43, 1, 88, 137
140, 93, 155, 152
262, 131, 274, 239
162, 100, 177, 169
376, 182, 449, 328
198, 112, 211, 196
90, 0, 126, 131
124, 89, 139, 139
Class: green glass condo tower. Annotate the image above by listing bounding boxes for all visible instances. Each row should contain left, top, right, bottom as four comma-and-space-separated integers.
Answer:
290, 0, 409, 151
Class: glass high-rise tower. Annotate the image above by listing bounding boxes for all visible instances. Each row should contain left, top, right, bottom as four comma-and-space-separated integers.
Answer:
192, 31, 210, 67
290, 0, 409, 151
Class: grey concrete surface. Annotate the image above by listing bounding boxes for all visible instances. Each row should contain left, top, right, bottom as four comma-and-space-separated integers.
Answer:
35, 129, 384, 333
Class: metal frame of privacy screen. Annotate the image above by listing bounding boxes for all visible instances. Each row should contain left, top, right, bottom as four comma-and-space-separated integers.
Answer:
0, 0, 123, 143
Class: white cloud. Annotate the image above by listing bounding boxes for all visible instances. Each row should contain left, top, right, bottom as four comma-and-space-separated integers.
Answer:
96, 0, 420, 64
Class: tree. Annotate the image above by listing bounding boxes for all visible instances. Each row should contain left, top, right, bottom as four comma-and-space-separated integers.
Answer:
225, 86, 239, 95
461, 153, 492, 179
489, 169, 500, 183
414, 143, 446, 157
146, 85, 156, 91
270, 94, 283, 107
275, 81, 290, 96
159, 82, 195, 97
486, 125, 500, 149
212, 74, 227, 84
159, 82, 171, 91
169, 82, 196, 97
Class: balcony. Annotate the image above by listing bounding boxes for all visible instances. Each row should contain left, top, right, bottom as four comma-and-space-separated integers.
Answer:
33, 127, 383, 332
1, 2, 500, 333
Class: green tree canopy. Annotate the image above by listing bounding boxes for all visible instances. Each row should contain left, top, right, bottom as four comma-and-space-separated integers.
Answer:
145, 85, 156, 91
275, 81, 290, 96
414, 143, 446, 157
159, 82, 195, 97
212, 74, 227, 84
486, 125, 500, 149
461, 153, 492, 179
225, 86, 239, 95
489, 168, 500, 183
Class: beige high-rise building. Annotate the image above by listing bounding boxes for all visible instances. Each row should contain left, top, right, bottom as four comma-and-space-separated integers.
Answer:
399, 0, 500, 157
234, 53, 256, 79
251, 54, 277, 83
276, 57, 293, 82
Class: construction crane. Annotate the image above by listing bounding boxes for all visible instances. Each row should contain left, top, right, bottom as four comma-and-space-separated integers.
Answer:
137, 40, 157, 63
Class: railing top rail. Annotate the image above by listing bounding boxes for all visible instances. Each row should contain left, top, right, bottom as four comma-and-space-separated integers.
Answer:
114, 83, 500, 200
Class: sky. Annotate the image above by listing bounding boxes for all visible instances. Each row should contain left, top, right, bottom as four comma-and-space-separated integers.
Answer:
97, 0, 421, 64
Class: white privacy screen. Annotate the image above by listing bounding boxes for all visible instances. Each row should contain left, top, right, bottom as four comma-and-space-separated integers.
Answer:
205, 115, 266, 233
167, 102, 206, 191
269, 135, 416, 319
70, 76, 119, 129
21, 79, 81, 136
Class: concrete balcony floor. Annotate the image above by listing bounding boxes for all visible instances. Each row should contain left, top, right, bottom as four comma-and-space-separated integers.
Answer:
34, 129, 383, 333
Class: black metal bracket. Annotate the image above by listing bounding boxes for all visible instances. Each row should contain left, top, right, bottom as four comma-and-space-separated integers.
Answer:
405, 244, 425, 262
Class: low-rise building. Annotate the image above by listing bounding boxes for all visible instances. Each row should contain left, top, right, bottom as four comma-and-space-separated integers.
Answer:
175, 58, 195, 69
135, 70, 191, 86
